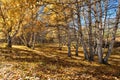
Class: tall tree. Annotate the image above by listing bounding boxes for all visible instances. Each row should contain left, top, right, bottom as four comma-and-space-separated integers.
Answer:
0, 0, 26, 47
103, 0, 120, 64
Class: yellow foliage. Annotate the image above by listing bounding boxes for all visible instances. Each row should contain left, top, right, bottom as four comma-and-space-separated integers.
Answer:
0, 0, 11, 3
40, 2, 72, 26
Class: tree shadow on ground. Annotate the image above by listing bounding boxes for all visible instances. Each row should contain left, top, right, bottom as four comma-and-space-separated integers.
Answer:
0, 46, 119, 67
0, 47, 85, 67
0, 46, 120, 79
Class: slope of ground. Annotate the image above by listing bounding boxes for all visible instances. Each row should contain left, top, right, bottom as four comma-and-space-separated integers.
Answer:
0, 43, 120, 80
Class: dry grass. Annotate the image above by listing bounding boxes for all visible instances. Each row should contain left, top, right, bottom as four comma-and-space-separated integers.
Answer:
0, 43, 120, 80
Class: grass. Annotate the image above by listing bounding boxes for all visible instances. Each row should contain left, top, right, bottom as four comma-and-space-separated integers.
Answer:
0, 43, 120, 80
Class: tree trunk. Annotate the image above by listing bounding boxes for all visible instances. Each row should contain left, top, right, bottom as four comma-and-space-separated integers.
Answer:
96, 21, 103, 63
63, 8, 71, 57
103, 3, 120, 64
88, 0, 94, 61
68, 43, 71, 57
67, 28, 71, 57
97, 20, 103, 63
97, 37, 103, 63
32, 32, 36, 50
71, 6, 79, 57
7, 34, 12, 48
75, 39, 79, 56
78, 33, 89, 59
76, 0, 89, 60
93, 1, 104, 63
57, 27, 62, 50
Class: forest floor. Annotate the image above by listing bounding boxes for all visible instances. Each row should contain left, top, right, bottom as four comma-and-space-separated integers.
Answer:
0, 43, 120, 80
